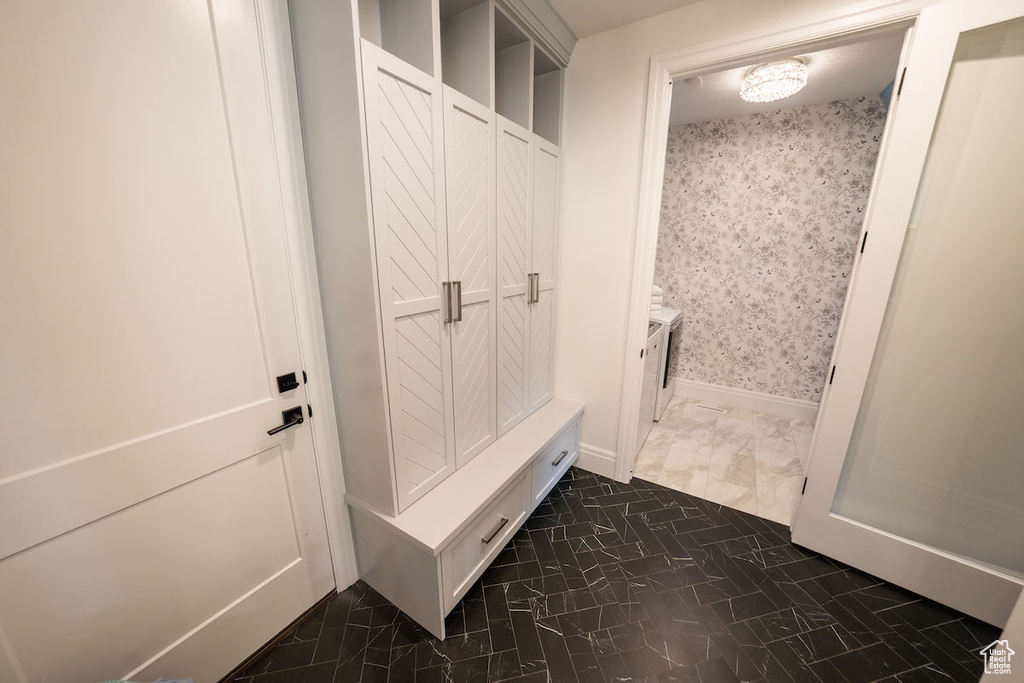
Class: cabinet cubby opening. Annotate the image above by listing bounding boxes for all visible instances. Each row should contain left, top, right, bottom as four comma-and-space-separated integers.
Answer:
440, 0, 492, 106
359, 0, 436, 76
494, 8, 532, 129
533, 45, 561, 145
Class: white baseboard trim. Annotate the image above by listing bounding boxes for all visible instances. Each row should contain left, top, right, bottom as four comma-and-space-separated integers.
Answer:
670, 378, 819, 423
577, 442, 617, 479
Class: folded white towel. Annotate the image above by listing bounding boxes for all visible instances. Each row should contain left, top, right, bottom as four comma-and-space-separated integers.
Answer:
650, 295, 663, 304
651, 284, 664, 296
650, 303, 662, 311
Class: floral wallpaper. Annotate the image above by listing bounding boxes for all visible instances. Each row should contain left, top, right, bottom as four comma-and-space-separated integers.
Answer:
655, 97, 887, 402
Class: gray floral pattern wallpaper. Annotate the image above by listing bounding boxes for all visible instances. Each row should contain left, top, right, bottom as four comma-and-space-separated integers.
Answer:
655, 97, 887, 402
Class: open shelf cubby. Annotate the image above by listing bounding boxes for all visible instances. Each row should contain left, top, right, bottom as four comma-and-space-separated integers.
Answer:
440, 0, 492, 106
359, 0, 436, 76
494, 8, 532, 130
533, 45, 561, 145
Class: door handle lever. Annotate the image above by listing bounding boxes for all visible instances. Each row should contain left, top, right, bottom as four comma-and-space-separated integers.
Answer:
267, 407, 304, 435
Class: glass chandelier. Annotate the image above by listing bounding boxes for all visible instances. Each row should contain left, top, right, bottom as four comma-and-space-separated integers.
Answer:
740, 59, 809, 103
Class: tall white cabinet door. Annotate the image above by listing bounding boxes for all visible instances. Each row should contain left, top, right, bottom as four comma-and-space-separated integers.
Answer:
0, 3, 333, 682
362, 43, 456, 510
495, 115, 533, 436
528, 137, 560, 411
443, 87, 497, 467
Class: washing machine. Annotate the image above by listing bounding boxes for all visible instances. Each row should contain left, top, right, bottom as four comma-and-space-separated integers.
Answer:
649, 307, 682, 421
636, 321, 662, 455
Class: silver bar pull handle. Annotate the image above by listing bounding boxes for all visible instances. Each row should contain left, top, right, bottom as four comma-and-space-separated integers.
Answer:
442, 282, 452, 323
453, 280, 463, 322
552, 449, 568, 467
535, 272, 540, 304
527, 273, 535, 304
481, 516, 509, 544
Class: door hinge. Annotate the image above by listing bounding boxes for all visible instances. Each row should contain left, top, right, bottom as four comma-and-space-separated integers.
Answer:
801, 478, 808, 495
896, 67, 907, 97
829, 366, 836, 385
307, 404, 313, 418
860, 231, 869, 254
303, 370, 308, 384
640, 348, 644, 358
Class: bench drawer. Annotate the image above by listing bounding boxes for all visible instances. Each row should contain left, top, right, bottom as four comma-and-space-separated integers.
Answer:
531, 421, 579, 508
440, 474, 529, 612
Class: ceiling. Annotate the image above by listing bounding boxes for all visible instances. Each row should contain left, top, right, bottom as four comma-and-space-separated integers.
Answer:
547, 0, 701, 38
670, 33, 905, 126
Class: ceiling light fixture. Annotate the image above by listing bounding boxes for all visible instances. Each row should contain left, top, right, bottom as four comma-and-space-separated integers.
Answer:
740, 58, 808, 103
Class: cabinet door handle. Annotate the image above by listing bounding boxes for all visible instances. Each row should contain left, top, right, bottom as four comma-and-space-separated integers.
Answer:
442, 281, 452, 323
532, 273, 540, 304
453, 280, 462, 322
481, 516, 509, 544
552, 449, 568, 467
527, 273, 535, 304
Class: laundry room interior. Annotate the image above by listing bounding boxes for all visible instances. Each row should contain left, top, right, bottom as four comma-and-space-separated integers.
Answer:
633, 30, 905, 525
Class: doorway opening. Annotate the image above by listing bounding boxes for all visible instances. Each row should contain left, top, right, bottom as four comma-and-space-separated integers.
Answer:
631, 29, 907, 525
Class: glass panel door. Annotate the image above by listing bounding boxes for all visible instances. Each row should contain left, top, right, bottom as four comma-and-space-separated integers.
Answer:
791, 0, 1024, 628
833, 16, 1024, 577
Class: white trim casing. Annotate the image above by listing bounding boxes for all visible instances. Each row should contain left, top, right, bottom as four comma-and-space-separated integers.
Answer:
670, 379, 818, 423
256, 0, 358, 590
614, 0, 926, 484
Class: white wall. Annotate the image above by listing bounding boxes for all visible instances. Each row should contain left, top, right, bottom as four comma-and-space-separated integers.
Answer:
553, 0, 924, 460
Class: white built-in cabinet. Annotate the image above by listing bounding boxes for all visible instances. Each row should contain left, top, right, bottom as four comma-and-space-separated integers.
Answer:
344, 0, 566, 512
290, 0, 576, 639
496, 117, 560, 434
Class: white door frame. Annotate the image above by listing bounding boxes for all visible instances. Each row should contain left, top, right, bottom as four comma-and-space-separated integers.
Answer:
614, 0, 927, 484
255, 1, 358, 591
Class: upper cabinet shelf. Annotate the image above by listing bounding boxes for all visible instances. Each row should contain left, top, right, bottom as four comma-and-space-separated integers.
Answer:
494, 8, 532, 130
533, 45, 561, 145
359, 0, 438, 76
356, 0, 564, 144
440, 0, 492, 107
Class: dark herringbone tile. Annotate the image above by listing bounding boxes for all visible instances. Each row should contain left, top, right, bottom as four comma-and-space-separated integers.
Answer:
231, 467, 1001, 683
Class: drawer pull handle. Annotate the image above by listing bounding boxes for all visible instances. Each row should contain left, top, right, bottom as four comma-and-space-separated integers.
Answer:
552, 450, 568, 467
481, 516, 509, 544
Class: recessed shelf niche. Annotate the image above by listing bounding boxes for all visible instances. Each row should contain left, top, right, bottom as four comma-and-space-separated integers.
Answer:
359, 0, 436, 75
440, 0, 492, 106
494, 8, 532, 129
533, 45, 561, 145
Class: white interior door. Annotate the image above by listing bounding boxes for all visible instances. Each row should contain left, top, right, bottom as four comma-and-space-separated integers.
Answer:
528, 136, 560, 412
362, 42, 457, 510
495, 115, 533, 435
0, 2, 334, 682
444, 87, 498, 467
792, 0, 1024, 628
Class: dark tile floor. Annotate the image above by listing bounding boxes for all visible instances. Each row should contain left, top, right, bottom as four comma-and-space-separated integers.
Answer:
234, 468, 1000, 683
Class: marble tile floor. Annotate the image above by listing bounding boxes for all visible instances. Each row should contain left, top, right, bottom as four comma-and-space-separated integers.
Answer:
634, 398, 814, 525
231, 467, 1000, 683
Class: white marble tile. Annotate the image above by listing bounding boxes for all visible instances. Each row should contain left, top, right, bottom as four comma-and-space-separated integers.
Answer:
705, 478, 758, 515
633, 425, 675, 482
756, 471, 804, 525
790, 418, 815, 475
753, 411, 802, 478
713, 404, 754, 445
708, 438, 756, 489
657, 420, 714, 497
753, 411, 792, 440
661, 421, 714, 470
658, 462, 709, 498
